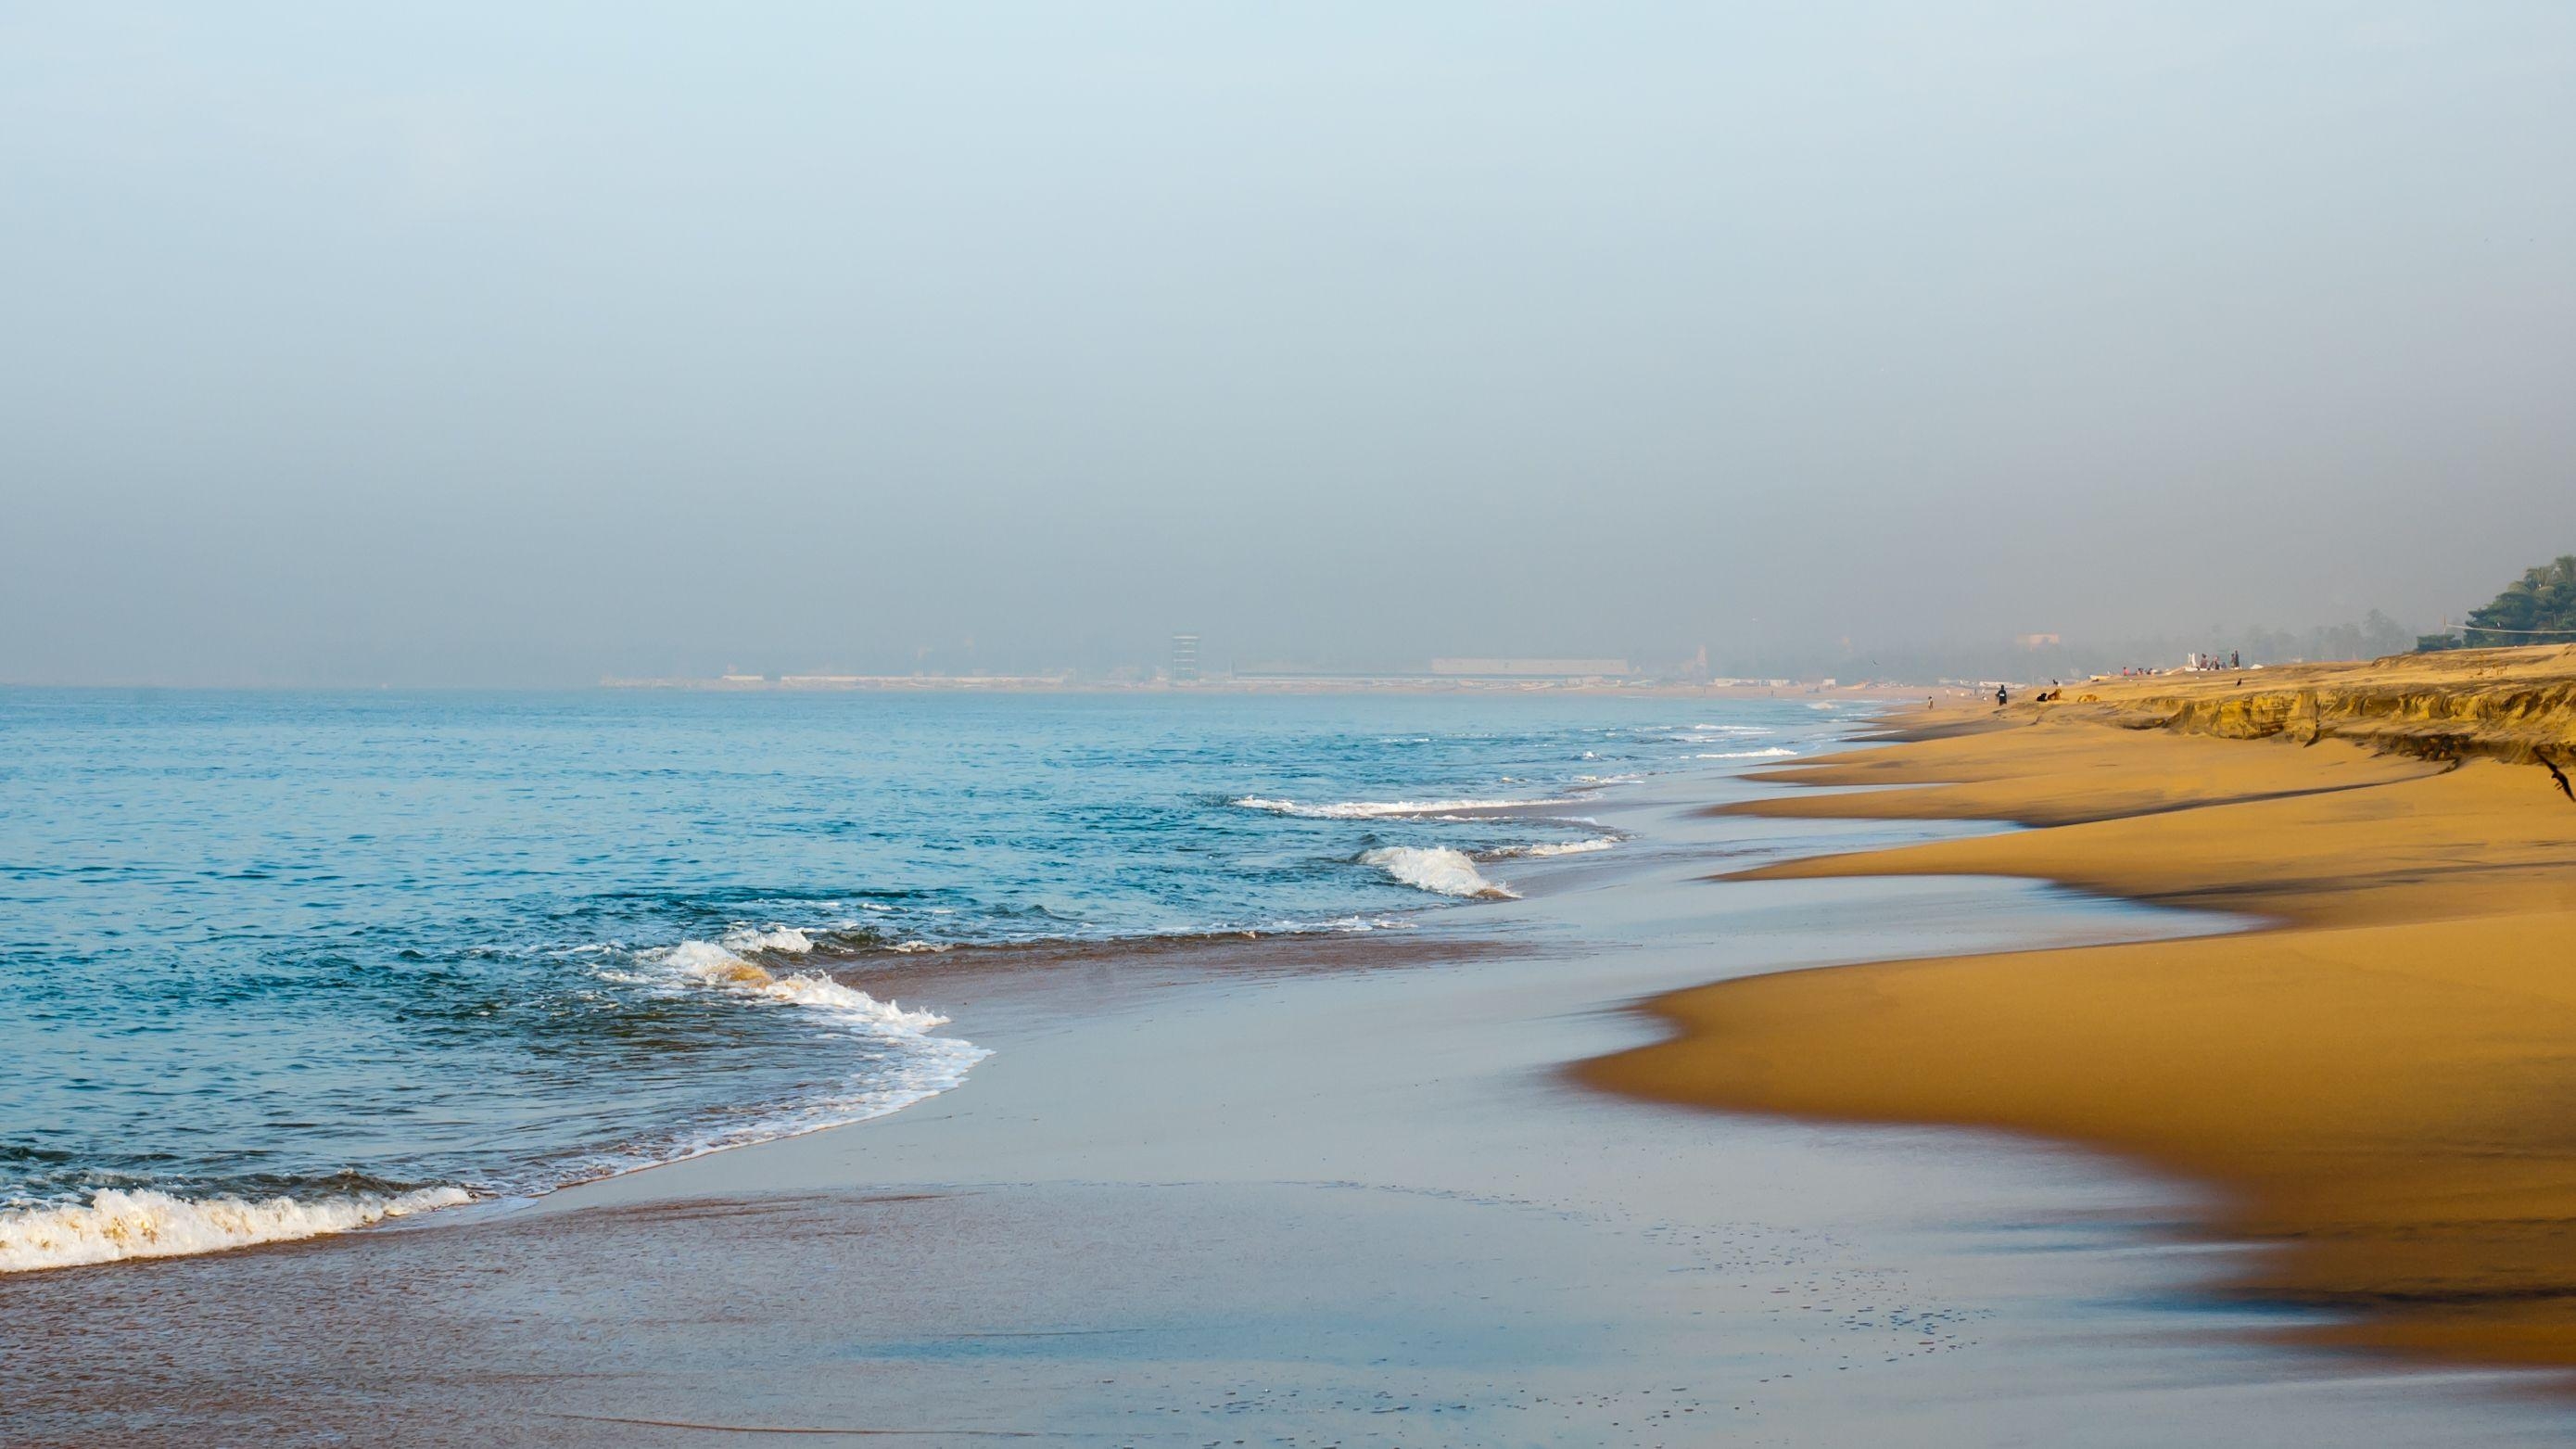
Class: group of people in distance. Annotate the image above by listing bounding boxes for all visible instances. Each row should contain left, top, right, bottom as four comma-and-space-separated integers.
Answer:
2113, 650, 2243, 677
1994, 648, 2252, 709
1997, 680, 2068, 706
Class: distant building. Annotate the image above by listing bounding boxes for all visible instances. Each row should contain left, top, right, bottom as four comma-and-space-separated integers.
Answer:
1169, 633, 1201, 683
1429, 658, 1629, 679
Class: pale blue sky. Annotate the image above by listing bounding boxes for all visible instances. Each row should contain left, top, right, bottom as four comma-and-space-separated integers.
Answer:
4, 3, 2570, 681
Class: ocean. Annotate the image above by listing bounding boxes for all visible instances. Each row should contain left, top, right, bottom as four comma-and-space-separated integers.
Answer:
0, 688, 1851, 1270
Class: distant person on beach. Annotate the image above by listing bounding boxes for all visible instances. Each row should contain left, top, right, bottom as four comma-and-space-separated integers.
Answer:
1996, 683, 2009, 706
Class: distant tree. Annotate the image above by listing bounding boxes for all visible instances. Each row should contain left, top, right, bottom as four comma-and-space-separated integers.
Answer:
2466, 555, 2576, 642
2360, 610, 2411, 657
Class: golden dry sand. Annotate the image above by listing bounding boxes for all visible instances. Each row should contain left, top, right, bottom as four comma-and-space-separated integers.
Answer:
1586, 645, 2576, 1366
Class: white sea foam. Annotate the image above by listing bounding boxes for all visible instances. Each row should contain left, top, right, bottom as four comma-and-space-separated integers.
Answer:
1697, 747, 1799, 759
1359, 845, 1520, 899
648, 1031, 988, 1170
0, 1185, 473, 1274
1280, 914, 1415, 932
654, 940, 949, 1032
719, 925, 815, 955
1482, 837, 1618, 859
1233, 795, 1558, 820
626, 938, 988, 1164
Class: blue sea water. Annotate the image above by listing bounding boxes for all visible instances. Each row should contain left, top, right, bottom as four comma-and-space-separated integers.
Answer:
0, 688, 1849, 1267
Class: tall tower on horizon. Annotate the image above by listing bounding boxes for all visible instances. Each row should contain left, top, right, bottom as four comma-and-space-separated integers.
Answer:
1169, 633, 1200, 684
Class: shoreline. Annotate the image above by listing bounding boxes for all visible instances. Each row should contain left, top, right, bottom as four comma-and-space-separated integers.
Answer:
0, 924, 1541, 1278
11, 736, 2576, 1443
1583, 648, 2576, 1373
0, 698, 1699, 1279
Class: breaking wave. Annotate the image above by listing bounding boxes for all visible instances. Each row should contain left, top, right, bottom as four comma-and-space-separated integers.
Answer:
1697, 746, 1799, 759
519, 937, 995, 1191
0, 1185, 472, 1273
0, 934, 987, 1275
1359, 845, 1519, 899
649, 940, 959, 1034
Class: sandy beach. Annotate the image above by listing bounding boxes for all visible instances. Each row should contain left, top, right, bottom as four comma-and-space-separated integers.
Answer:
12, 724, 2576, 1444
1590, 646, 2576, 1371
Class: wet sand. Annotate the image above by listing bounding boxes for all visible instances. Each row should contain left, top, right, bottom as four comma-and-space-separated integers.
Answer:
9, 753, 2576, 1444
1591, 649, 2576, 1371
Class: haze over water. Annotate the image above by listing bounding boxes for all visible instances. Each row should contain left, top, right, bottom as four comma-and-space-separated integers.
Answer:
6, 5, 2573, 683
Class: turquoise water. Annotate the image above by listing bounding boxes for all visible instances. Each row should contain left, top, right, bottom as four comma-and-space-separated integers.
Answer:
0, 689, 1849, 1266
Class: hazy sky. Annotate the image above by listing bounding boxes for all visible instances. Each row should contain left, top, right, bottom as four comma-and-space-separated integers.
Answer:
4, 3, 2570, 682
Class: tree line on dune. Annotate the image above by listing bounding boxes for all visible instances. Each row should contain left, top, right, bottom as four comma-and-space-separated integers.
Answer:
2454, 555, 2576, 647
